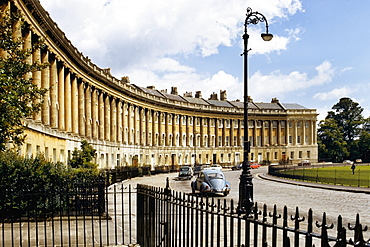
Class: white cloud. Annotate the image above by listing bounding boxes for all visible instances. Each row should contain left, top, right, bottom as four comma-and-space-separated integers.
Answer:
39, 0, 304, 75
248, 60, 335, 101
313, 87, 354, 101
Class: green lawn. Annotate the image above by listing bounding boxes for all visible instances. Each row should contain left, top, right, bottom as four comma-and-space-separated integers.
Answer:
279, 165, 370, 187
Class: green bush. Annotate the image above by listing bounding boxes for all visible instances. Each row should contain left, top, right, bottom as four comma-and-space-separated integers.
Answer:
0, 150, 102, 219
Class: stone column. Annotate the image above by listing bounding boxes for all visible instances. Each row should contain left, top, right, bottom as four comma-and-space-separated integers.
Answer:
140, 108, 145, 145
152, 111, 157, 146
286, 120, 290, 145
293, 120, 297, 145
71, 75, 78, 134
49, 57, 58, 128
200, 118, 204, 147
122, 103, 128, 144
117, 100, 122, 143
78, 80, 85, 136
58, 63, 65, 131
110, 98, 117, 142
302, 120, 306, 145
32, 46, 42, 122
270, 121, 274, 145
215, 119, 219, 147
65, 70, 72, 132
277, 121, 281, 145
104, 95, 111, 141
146, 110, 151, 146
158, 112, 163, 146
98, 91, 105, 140
85, 85, 92, 138
91, 87, 98, 139
253, 120, 257, 147
24, 30, 32, 80
41, 50, 50, 126
222, 119, 226, 146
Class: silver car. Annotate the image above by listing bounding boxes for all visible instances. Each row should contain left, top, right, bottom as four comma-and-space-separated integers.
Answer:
191, 170, 230, 196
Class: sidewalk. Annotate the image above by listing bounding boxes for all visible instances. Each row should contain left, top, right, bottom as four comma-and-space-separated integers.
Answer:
258, 172, 370, 194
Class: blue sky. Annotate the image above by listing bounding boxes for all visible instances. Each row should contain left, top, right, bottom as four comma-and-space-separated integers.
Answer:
39, 0, 370, 120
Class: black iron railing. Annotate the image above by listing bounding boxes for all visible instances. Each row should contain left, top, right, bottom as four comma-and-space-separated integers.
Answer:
0, 180, 137, 247
136, 180, 370, 247
2, 175, 370, 246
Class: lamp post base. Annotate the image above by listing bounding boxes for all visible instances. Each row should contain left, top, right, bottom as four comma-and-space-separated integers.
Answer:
238, 167, 254, 215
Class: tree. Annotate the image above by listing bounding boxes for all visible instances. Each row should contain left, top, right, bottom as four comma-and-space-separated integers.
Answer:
317, 118, 349, 162
326, 97, 364, 146
352, 117, 370, 161
69, 140, 98, 169
0, 10, 48, 150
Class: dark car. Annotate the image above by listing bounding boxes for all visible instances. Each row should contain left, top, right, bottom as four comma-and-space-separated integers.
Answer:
232, 163, 243, 170
193, 166, 202, 175
178, 166, 193, 180
191, 170, 230, 196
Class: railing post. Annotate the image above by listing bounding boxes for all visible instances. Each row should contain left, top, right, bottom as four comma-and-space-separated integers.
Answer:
164, 177, 171, 247
136, 184, 144, 246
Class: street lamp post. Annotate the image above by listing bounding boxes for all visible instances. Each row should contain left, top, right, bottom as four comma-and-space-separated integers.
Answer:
238, 7, 273, 215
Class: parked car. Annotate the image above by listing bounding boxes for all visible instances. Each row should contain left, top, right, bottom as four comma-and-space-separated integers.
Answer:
210, 164, 222, 171
343, 160, 354, 165
298, 160, 311, 166
355, 159, 362, 163
250, 162, 261, 169
232, 162, 260, 170
178, 166, 193, 180
193, 166, 202, 175
191, 170, 230, 196
232, 163, 243, 170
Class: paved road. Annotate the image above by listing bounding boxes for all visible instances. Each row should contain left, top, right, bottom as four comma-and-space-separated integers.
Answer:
122, 166, 370, 239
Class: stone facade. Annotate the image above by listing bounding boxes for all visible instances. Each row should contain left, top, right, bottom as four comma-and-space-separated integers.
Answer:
4, 0, 318, 170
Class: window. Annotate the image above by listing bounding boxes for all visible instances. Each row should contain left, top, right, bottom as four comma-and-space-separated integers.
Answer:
297, 136, 301, 144
280, 121, 286, 128
257, 136, 261, 146
225, 136, 229, 146
299, 151, 302, 159
234, 120, 238, 128
168, 115, 172, 124
290, 152, 294, 159
297, 121, 301, 128
289, 136, 293, 144
307, 151, 311, 158
218, 119, 223, 128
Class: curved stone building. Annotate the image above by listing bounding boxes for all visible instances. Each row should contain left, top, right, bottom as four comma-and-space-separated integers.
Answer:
3, 0, 318, 170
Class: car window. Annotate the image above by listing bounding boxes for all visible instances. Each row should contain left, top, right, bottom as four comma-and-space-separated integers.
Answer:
208, 173, 224, 179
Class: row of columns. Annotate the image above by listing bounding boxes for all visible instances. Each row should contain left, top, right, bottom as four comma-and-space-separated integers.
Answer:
24, 27, 317, 149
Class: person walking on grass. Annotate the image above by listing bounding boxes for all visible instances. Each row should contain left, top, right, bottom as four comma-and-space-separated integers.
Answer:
351, 163, 356, 174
